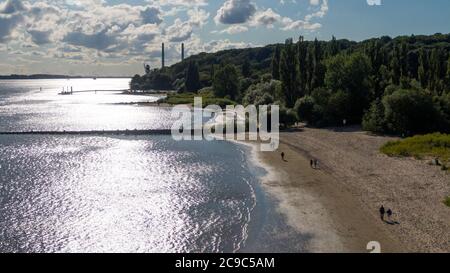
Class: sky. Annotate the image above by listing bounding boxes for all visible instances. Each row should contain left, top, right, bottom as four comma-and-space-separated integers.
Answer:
0, 0, 449, 76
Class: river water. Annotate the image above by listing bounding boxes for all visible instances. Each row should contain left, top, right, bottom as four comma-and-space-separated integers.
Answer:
0, 79, 267, 253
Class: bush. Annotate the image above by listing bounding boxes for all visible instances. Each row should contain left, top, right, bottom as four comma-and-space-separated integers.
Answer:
294, 96, 315, 122
383, 88, 438, 135
380, 133, 450, 163
279, 107, 298, 128
444, 196, 450, 207
242, 80, 279, 106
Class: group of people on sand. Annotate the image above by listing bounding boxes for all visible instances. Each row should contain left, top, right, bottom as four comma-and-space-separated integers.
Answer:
280, 152, 320, 169
379, 205, 395, 223
310, 159, 319, 169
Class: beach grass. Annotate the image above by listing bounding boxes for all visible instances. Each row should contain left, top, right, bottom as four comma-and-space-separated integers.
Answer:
161, 89, 236, 108
380, 133, 450, 163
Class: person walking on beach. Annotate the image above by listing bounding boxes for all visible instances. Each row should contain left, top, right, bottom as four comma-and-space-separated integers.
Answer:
310, 159, 314, 169
314, 159, 319, 169
379, 206, 385, 221
387, 209, 393, 221
281, 152, 285, 161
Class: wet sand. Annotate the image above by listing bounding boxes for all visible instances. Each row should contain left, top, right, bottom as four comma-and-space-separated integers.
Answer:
248, 127, 450, 253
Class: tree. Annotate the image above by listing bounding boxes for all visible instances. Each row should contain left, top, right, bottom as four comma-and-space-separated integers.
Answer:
185, 61, 201, 92
130, 74, 142, 91
210, 64, 215, 83
297, 36, 308, 96
243, 80, 279, 106
294, 96, 315, 123
446, 55, 450, 91
311, 38, 325, 90
429, 48, 446, 94
242, 59, 251, 78
362, 99, 386, 133
271, 45, 281, 80
383, 88, 438, 135
326, 90, 352, 124
280, 38, 299, 107
399, 42, 409, 77
391, 46, 401, 85
213, 64, 239, 100
279, 107, 298, 128
328, 35, 339, 57
325, 52, 372, 122
418, 48, 429, 89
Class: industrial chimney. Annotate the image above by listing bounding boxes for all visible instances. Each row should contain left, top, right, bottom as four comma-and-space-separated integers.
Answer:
161, 43, 165, 69
181, 43, 185, 62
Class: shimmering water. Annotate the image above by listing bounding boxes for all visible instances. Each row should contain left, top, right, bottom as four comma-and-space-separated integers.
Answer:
0, 78, 175, 131
0, 79, 264, 253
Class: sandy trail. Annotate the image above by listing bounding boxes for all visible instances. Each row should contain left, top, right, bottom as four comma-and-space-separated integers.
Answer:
254, 127, 450, 253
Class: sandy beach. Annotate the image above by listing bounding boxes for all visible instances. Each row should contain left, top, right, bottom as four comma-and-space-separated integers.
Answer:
250, 127, 450, 253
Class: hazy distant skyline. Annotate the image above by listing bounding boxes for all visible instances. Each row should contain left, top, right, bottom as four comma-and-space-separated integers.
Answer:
0, 0, 449, 76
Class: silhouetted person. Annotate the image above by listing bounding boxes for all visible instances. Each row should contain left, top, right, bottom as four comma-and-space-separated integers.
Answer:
281, 152, 285, 161
310, 159, 314, 168
379, 206, 385, 221
387, 209, 393, 221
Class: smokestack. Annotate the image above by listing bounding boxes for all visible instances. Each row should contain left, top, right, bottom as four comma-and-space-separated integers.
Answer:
181, 43, 185, 62
162, 43, 165, 69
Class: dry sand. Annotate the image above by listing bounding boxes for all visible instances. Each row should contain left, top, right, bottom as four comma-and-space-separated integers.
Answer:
250, 126, 450, 253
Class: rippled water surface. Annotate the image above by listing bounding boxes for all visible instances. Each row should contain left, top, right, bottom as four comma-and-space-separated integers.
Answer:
0, 79, 262, 253
0, 78, 175, 131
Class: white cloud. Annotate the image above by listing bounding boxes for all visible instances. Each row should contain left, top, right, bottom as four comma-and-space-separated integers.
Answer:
0, 0, 330, 74
215, 0, 256, 25
213, 25, 249, 34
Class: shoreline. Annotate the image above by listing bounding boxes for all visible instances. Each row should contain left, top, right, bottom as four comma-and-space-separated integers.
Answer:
241, 127, 450, 253
238, 131, 408, 253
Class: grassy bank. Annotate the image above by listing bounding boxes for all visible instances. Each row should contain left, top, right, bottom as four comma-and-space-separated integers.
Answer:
160, 88, 236, 107
381, 133, 450, 164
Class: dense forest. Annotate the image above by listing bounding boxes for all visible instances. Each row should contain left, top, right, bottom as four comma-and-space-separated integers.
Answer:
130, 33, 450, 135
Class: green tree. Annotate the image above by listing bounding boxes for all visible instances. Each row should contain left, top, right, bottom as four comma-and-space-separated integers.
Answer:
185, 61, 201, 92
279, 107, 297, 128
280, 38, 299, 107
297, 36, 308, 96
242, 59, 251, 78
294, 96, 315, 122
213, 64, 239, 100
429, 48, 446, 94
326, 90, 352, 124
325, 52, 372, 122
362, 99, 386, 133
446, 55, 450, 91
311, 38, 325, 90
391, 46, 401, 85
271, 45, 281, 80
383, 88, 438, 135
328, 35, 339, 57
399, 42, 409, 77
130, 74, 142, 91
418, 48, 429, 89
